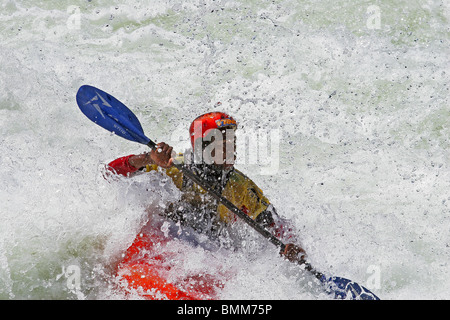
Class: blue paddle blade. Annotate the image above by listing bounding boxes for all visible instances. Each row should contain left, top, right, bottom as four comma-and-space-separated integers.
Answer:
320, 275, 380, 300
76, 85, 151, 146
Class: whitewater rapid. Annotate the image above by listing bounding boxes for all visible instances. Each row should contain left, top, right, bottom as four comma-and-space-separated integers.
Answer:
0, 0, 449, 299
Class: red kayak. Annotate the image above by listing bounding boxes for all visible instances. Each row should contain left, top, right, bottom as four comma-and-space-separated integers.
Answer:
116, 218, 229, 300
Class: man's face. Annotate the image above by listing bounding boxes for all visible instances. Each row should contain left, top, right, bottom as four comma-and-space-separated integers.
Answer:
194, 128, 236, 168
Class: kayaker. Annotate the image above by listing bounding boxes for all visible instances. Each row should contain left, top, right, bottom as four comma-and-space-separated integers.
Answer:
107, 112, 306, 263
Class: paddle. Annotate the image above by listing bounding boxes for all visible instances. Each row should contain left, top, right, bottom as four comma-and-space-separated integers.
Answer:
76, 85, 380, 300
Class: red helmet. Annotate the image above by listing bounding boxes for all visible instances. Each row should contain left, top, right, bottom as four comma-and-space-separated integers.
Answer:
189, 112, 237, 148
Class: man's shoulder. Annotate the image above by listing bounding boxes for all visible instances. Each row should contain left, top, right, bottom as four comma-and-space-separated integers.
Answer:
230, 168, 259, 188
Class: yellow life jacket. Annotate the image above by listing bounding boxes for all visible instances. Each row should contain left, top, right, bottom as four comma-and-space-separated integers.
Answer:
143, 154, 270, 224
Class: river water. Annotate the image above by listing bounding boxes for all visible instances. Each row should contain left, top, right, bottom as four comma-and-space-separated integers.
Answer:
0, 0, 448, 299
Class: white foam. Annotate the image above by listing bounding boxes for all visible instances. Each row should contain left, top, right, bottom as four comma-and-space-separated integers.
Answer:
0, 0, 448, 299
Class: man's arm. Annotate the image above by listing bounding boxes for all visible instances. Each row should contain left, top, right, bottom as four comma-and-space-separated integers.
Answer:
256, 205, 307, 263
107, 154, 140, 176
107, 142, 174, 176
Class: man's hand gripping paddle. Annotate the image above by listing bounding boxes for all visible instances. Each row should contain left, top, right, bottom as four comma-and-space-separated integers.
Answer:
76, 85, 380, 300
